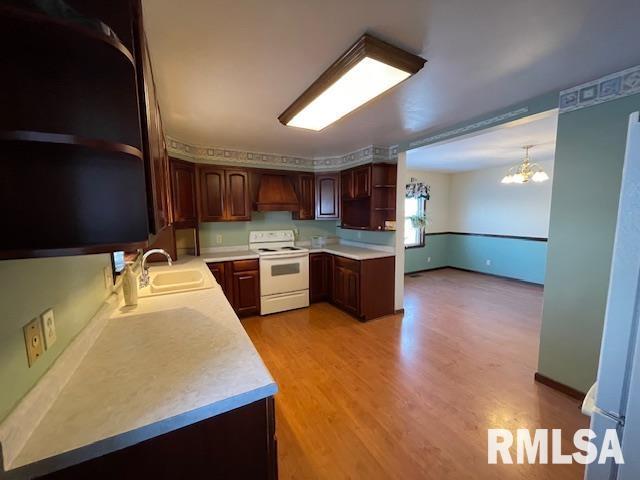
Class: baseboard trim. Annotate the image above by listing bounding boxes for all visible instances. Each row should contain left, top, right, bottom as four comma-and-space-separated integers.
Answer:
534, 372, 586, 401
405, 266, 449, 275
394, 308, 405, 314
447, 267, 543, 286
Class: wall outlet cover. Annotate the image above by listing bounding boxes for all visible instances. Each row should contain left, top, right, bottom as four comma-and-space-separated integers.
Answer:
23, 317, 44, 367
427, 257, 431, 263
486, 259, 492, 266
216, 234, 223, 244
41, 308, 57, 349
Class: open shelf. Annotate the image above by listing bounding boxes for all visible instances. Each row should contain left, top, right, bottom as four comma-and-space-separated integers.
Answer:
0, 130, 143, 159
0, 5, 134, 65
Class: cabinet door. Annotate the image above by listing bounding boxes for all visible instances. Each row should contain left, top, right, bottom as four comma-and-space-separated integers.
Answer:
198, 166, 226, 222
293, 173, 315, 220
231, 269, 260, 316
207, 262, 230, 301
341, 170, 354, 200
225, 170, 251, 221
315, 173, 340, 219
353, 165, 371, 198
344, 269, 360, 316
310, 253, 332, 302
170, 159, 197, 227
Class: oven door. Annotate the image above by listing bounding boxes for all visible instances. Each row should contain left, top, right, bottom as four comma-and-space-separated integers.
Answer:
259, 253, 309, 296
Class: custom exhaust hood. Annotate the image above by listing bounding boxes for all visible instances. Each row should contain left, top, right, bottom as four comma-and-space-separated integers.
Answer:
255, 174, 299, 211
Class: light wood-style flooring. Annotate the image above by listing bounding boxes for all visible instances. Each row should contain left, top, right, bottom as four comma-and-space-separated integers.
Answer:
242, 268, 587, 479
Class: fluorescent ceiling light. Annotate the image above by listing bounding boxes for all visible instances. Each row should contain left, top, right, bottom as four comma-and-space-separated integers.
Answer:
287, 57, 411, 131
279, 34, 426, 131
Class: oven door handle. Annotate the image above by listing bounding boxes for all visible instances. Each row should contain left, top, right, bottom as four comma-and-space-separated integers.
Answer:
261, 253, 309, 261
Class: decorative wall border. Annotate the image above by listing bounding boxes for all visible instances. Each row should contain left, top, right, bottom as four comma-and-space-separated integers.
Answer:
167, 137, 398, 172
408, 107, 530, 149
559, 65, 640, 114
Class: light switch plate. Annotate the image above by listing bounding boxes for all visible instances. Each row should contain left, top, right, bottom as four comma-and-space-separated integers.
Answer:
216, 234, 223, 244
23, 317, 44, 367
41, 308, 57, 349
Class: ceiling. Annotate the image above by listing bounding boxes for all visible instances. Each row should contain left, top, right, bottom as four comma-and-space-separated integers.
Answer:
407, 110, 558, 172
143, 0, 640, 158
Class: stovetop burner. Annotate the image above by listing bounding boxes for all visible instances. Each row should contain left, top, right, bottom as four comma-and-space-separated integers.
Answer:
281, 246, 301, 250
259, 248, 276, 252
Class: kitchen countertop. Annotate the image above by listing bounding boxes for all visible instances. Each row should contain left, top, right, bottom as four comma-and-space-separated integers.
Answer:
2, 258, 277, 479
199, 242, 394, 262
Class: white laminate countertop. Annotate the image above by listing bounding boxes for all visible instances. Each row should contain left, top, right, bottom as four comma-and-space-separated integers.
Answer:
309, 243, 394, 260
199, 242, 394, 262
3, 258, 277, 479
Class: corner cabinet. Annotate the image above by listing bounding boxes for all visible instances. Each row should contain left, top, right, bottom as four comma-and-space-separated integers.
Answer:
309, 253, 333, 302
207, 259, 260, 317
198, 167, 251, 222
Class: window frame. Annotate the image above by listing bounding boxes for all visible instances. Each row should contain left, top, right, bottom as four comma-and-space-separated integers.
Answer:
404, 196, 426, 249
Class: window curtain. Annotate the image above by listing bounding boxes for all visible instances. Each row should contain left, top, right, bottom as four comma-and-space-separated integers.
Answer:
405, 178, 430, 200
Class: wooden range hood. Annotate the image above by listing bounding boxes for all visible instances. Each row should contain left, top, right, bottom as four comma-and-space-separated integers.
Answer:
255, 174, 299, 211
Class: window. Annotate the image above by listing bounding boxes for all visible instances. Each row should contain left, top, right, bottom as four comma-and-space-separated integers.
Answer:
404, 197, 425, 248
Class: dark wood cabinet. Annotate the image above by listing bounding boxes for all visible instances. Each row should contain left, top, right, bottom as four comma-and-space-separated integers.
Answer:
198, 166, 226, 221
40, 397, 277, 480
341, 163, 397, 231
315, 173, 340, 219
353, 165, 372, 198
310, 253, 332, 302
341, 169, 354, 200
169, 158, 197, 228
313, 254, 396, 321
293, 173, 316, 220
332, 256, 361, 316
207, 259, 260, 316
225, 169, 252, 220
198, 167, 251, 222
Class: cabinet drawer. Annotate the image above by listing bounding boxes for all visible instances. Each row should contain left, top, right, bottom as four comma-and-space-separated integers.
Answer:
232, 259, 259, 272
334, 255, 360, 273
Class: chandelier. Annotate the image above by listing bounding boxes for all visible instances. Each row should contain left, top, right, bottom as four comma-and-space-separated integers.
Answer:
501, 145, 549, 184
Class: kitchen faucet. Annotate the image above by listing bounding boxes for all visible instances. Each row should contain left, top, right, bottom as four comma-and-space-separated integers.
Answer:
139, 249, 173, 288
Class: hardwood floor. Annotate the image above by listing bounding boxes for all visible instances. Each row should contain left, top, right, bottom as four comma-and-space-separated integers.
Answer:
242, 268, 588, 479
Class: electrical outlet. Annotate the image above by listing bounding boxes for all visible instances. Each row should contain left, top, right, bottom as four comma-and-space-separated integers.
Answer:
486, 259, 492, 266
216, 234, 223, 244
23, 317, 44, 367
357, 231, 362, 239
103, 266, 113, 289
427, 257, 431, 263
41, 308, 57, 349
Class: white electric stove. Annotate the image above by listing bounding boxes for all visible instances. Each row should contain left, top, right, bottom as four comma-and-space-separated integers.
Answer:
249, 230, 309, 314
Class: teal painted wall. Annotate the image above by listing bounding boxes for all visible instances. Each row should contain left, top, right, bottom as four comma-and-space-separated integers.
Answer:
538, 93, 640, 393
198, 212, 337, 247
336, 227, 395, 246
404, 234, 449, 272
0, 254, 111, 421
404, 233, 547, 284
448, 235, 547, 284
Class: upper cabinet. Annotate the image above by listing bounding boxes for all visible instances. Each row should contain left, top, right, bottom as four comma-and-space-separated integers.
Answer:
315, 173, 340, 220
1, 0, 153, 259
169, 158, 197, 228
198, 166, 251, 222
293, 173, 316, 220
341, 163, 397, 231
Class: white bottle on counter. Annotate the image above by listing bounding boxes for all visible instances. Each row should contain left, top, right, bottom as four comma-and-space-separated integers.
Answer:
122, 262, 138, 307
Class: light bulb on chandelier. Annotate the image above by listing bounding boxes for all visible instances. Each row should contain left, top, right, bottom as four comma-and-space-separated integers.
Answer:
501, 145, 549, 185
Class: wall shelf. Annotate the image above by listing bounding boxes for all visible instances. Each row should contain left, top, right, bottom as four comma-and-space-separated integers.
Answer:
0, 5, 135, 65
0, 131, 143, 159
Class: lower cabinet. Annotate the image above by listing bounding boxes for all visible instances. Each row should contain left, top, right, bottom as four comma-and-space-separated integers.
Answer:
309, 253, 332, 303
312, 253, 395, 321
39, 397, 277, 480
207, 259, 260, 317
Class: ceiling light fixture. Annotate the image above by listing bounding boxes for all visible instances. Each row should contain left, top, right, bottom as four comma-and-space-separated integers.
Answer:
278, 34, 426, 131
501, 145, 550, 184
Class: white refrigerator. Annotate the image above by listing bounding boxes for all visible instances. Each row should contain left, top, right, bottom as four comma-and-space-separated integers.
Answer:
583, 111, 640, 480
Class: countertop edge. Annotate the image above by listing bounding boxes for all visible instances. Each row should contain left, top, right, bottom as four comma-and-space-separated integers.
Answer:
3, 383, 277, 480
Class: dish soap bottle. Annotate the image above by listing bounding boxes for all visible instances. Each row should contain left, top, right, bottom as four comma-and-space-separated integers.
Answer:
122, 262, 138, 307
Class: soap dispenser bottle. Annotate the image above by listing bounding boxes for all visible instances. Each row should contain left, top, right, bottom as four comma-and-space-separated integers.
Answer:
122, 262, 138, 306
